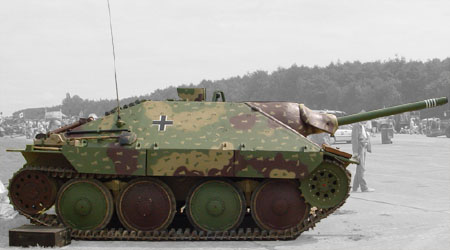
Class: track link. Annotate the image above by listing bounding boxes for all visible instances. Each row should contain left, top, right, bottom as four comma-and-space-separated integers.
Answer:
10, 161, 351, 241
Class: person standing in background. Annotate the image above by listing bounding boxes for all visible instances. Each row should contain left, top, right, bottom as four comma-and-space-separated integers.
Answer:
352, 120, 375, 192
365, 119, 374, 137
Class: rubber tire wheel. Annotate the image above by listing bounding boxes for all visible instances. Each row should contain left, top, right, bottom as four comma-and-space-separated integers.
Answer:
116, 177, 176, 231
56, 179, 114, 230
186, 179, 246, 232
251, 179, 309, 231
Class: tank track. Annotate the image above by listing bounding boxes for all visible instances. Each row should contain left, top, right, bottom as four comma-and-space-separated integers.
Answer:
10, 161, 350, 241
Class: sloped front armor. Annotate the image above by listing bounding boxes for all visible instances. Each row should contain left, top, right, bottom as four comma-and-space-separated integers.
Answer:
246, 102, 338, 136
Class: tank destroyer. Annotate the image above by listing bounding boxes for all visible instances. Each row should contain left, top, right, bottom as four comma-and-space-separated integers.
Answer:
7, 88, 448, 240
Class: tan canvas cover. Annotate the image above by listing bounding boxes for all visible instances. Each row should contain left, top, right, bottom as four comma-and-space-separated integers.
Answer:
299, 104, 338, 135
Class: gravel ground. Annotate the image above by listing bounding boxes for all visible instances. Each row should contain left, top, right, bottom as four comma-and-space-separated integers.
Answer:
0, 134, 449, 249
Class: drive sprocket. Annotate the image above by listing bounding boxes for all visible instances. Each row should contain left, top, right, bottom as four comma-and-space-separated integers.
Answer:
300, 160, 349, 209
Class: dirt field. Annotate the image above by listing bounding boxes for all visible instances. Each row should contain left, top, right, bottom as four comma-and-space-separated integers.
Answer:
0, 134, 449, 249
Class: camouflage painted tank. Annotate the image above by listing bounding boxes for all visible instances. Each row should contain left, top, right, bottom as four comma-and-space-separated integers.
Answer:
7, 89, 448, 241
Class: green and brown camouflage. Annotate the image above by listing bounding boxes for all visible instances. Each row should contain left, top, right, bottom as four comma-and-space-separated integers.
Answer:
22, 92, 448, 180
31, 100, 323, 179
177, 88, 206, 101
7, 88, 449, 237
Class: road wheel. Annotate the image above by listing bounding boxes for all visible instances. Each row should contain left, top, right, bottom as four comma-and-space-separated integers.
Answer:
251, 179, 309, 231
186, 179, 245, 232
116, 178, 176, 231
56, 179, 113, 230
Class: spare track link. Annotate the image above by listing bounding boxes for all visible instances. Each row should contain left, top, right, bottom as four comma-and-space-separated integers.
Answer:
11, 161, 351, 241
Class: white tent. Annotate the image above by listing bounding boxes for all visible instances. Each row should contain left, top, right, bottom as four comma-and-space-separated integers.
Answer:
0, 180, 18, 220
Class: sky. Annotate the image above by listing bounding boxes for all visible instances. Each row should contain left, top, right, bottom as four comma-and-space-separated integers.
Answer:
0, 0, 449, 116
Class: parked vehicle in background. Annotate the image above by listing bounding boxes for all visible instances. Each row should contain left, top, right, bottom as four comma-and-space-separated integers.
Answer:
394, 111, 420, 133
332, 124, 353, 143
423, 118, 450, 138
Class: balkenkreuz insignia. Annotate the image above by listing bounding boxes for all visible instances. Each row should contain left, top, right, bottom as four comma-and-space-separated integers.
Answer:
152, 115, 173, 131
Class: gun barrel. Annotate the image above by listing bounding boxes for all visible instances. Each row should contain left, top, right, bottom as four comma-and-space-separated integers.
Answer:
337, 97, 448, 126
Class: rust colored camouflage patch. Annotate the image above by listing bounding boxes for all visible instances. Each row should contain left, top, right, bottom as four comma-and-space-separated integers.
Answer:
106, 145, 139, 175
194, 94, 205, 102
173, 162, 234, 177
247, 102, 303, 132
234, 152, 309, 179
267, 119, 282, 129
230, 113, 257, 130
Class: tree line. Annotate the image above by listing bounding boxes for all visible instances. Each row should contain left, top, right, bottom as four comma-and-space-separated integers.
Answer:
14, 57, 450, 120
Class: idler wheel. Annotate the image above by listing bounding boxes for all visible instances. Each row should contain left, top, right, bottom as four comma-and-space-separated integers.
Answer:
56, 179, 113, 230
186, 179, 246, 232
9, 170, 57, 215
251, 179, 309, 231
300, 161, 350, 209
116, 178, 176, 231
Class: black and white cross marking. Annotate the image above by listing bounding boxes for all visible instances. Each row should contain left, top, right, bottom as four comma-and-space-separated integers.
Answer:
152, 115, 173, 131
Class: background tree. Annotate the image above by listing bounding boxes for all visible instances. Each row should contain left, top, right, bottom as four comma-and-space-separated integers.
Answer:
13, 58, 450, 119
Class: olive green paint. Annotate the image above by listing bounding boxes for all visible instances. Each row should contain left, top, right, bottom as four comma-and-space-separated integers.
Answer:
188, 180, 244, 231
300, 161, 349, 209
58, 181, 110, 230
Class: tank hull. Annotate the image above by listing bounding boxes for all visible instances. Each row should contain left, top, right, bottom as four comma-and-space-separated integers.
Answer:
8, 94, 447, 241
